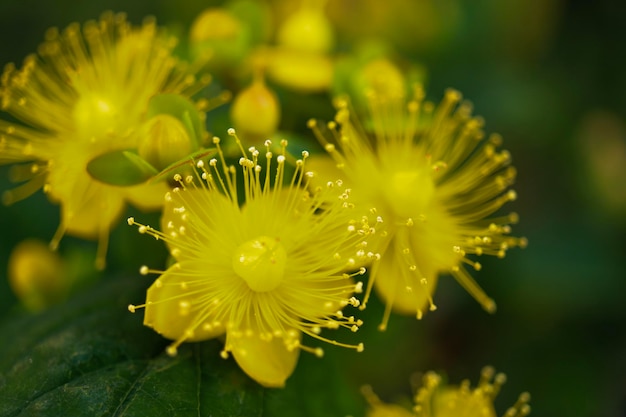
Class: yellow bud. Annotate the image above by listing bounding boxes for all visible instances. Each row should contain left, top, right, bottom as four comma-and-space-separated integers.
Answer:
138, 114, 194, 171
190, 8, 241, 42
266, 49, 333, 92
231, 77, 280, 139
8, 239, 67, 312
358, 58, 406, 99
277, 7, 335, 54
189, 8, 248, 66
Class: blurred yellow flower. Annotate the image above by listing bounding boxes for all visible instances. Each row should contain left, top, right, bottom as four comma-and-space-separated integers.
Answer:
8, 239, 67, 312
364, 366, 531, 417
309, 87, 526, 329
128, 130, 376, 387
276, 0, 335, 54
262, 0, 336, 92
189, 7, 249, 67
0, 12, 211, 269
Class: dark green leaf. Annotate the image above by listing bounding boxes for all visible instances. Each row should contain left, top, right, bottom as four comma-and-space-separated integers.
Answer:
263, 351, 366, 417
0, 276, 263, 417
148, 148, 217, 184
0, 274, 368, 417
86, 150, 158, 186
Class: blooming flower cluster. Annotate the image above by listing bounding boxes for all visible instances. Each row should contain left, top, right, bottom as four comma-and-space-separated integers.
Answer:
0, 1, 532, 410
0, 12, 213, 268
309, 86, 526, 329
128, 130, 377, 386
363, 366, 531, 417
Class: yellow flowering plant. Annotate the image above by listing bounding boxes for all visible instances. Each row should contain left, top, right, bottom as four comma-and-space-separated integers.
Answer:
127, 129, 377, 387
364, 366, 531, 417
0, 12, 214, 268
0, 1, 560, 416
308, 86, 527, 329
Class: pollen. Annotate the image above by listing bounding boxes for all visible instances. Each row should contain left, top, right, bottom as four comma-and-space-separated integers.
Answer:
0, 12, 213, 269
128, 131, 377, 388
309, 85, 526, 328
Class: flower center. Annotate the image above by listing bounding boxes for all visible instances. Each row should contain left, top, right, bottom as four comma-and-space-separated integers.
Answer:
232, 236, 287, 292
385, 169, 435, 218
433, 387, 496, 417
73, 94, 117, 138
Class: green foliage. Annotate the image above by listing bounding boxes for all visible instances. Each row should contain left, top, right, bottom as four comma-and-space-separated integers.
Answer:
0, 276, 365, 417
86, 150, 158, 186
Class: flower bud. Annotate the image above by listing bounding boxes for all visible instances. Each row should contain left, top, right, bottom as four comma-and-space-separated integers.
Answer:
230, 77, 280, 139
8, 239, 67, 312
189, 8, 249, 67
276, 5, 335, 54
266, 49, 334, 92
138, 114, 194, 171
358, 58, 406, 99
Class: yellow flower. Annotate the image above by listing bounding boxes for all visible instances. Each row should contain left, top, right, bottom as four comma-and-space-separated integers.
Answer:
308, 87, 526, 329
0, 12, 212, 269
8, 239, 66, 312
128, 130, 376, 387
364, 367, 531, 417
261, 0, 336, 92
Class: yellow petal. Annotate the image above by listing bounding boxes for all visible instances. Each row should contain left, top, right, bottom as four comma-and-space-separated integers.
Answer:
59, 187, 126, 239
124, 180, 170, 211
266, 49, 333, 92
227, 331, 300, 388
305, 154, 345, 187
373, 247, 438, 315
144, 266, 225, 342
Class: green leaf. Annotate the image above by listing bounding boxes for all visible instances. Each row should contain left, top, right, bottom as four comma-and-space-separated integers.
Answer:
0, 275, 367, 417
86, 150, 158, 186
263, 351, 366, 417
0, 276, 263, 417
148, 147, 217, 184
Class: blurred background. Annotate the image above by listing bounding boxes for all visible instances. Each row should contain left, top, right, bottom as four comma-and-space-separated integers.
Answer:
0, 1, 624, 416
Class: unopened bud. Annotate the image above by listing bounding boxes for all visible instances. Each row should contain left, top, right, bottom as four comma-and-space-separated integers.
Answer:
231, 77, 280, 139
277, 7, 334, 54
189, 8, 248, 66
8, 239, 67, 312
138, 114, 194, 171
